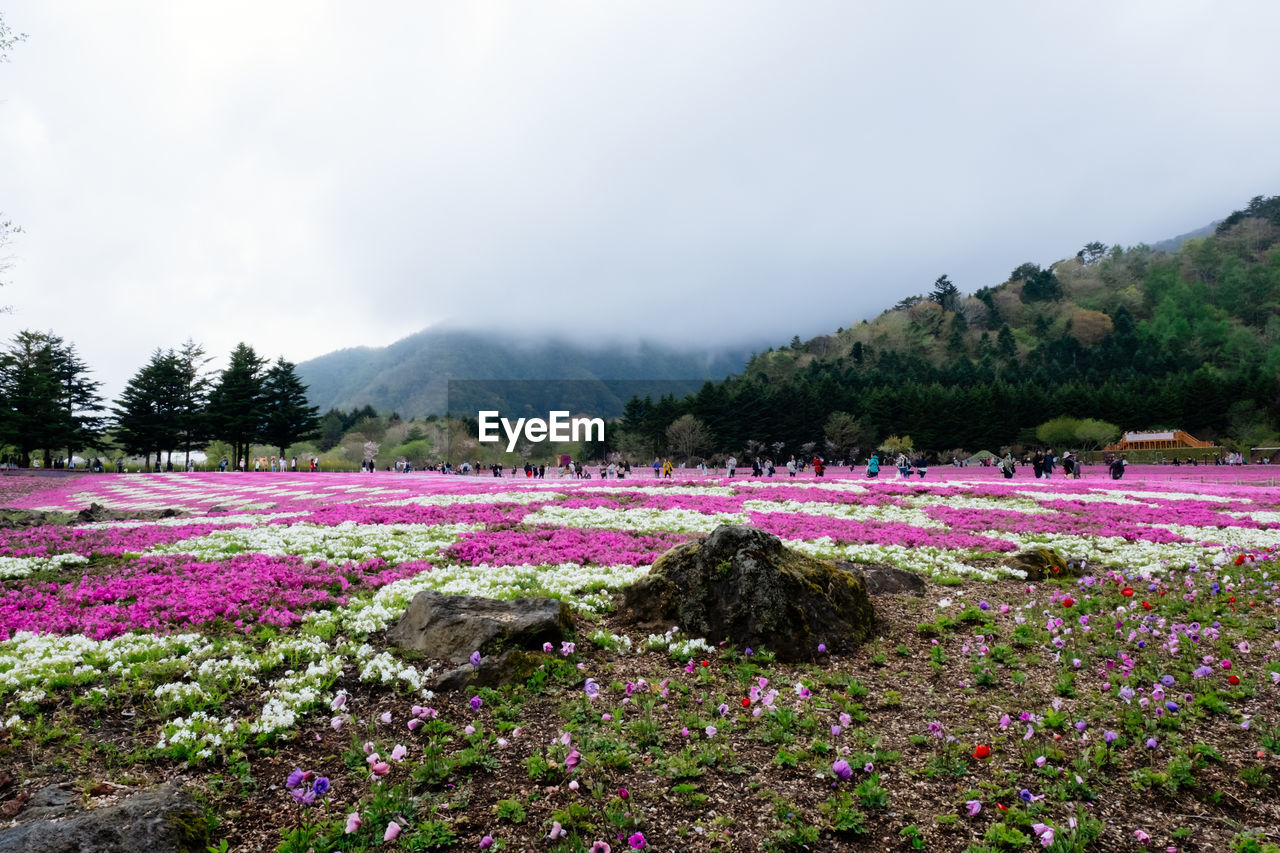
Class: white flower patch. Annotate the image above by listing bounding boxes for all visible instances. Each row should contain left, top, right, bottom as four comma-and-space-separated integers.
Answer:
571, 485, 737, 497
426, 563, 652, 614
522, 505, 746, 534
734, 480, 868, 494
743, 500, 943, 529
250, 654, 346, 735
0, 553, 89, 580
786, 538, 1019, 581
908, 492, 1046, 514
146, 521, 476, 564
354, 645, 429, 692
381, 491, 561, 507
590, 629, 633, 653
1155, 524, 1280, 550
193, 654, 261, 686
1014, 491, 1152, 507
993, 532, 1211, 576
669, 637, 715, 658
1226, 511, 1280, 525
154, 680, 207, 705
157, 710, 240, 763
0, 631, 211, 696
1098, 488, 1241, 504
78, 512, 306, 529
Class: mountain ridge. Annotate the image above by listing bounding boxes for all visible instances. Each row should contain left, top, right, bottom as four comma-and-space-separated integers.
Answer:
298, 328, 763, 418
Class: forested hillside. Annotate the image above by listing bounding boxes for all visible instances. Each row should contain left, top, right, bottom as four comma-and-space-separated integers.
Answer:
612, 196, 1280, 459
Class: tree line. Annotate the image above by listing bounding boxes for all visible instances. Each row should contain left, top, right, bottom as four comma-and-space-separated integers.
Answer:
0, 336, 319, 469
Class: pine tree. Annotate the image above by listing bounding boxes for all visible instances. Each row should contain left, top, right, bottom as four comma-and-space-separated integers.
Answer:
0, 331, 103, 467
207, 343, 267, 470
262, 357, 320, 457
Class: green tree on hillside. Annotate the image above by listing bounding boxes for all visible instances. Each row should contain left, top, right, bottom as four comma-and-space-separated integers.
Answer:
1022, 266, 1063, 302
931, 274, 960, 312
996, 325, 1018, 361
1077, 241, 1108, 264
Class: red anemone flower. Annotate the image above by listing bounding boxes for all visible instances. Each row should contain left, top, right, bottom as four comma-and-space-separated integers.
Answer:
972, 744, 991, 759
1121, 587, 1134, 597
1061, 598, 1074, 608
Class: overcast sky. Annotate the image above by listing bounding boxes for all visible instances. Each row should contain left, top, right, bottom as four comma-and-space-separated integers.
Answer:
3, 1, 1279, 399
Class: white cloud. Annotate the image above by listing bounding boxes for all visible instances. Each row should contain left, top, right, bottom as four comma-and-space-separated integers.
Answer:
1, 0, 1279, 397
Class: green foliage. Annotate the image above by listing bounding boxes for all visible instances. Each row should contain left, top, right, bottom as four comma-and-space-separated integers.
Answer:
1034, 416, 1119, 450
818, 791, 867, 833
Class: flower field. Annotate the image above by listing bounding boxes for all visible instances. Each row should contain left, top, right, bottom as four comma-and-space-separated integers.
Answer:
1, 467, 1279, 852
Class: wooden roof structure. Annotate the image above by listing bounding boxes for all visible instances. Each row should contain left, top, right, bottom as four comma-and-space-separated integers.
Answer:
1104, 430, 1214, 451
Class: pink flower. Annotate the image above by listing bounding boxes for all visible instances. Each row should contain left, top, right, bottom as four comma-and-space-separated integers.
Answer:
345, 812, 362, 834
590, 843, 612, 853
380, 711, 392, 724
546, 821, 567, 840
1134, 829, 1151, 843
390, 744, 407, 762
628, 832, 646, 849
384, 821, 402, 841
965, 800, 981, 817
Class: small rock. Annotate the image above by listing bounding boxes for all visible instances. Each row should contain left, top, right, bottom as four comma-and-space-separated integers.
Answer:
837, 561, 926, 596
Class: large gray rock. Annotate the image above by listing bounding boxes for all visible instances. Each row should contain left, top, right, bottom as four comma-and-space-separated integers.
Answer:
0, 782, 206, 853
622, 525, 875, 661
385, 590, 572, 663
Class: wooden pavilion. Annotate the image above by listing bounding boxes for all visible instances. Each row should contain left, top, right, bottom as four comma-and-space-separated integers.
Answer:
1104, 430, 1214, 452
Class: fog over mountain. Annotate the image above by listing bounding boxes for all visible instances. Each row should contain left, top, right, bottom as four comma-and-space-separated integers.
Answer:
298, 327, 763, 418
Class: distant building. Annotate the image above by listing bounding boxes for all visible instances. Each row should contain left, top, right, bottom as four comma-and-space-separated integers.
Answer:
1104, 430, 1214, 452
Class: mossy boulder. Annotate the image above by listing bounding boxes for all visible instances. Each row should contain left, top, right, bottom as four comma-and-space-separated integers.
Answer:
622, 525, 874, 661
1004, 546, 1085, 581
